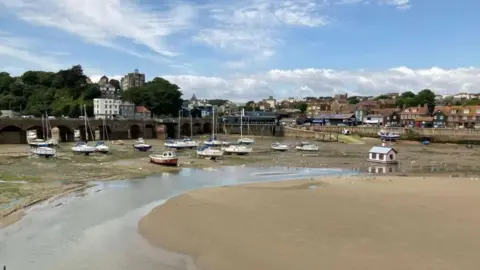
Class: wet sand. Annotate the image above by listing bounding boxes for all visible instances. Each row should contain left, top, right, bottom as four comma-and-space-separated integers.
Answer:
139, 175, 480, 270
2, 135, 480, 221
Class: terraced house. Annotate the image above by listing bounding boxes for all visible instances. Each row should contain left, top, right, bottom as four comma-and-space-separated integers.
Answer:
445, 105, 480, 128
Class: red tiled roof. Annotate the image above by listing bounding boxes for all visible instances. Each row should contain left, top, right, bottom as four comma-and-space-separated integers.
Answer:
135, 106, 150, 113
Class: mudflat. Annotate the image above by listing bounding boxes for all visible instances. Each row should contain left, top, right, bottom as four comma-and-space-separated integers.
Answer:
139, 175, 480, 270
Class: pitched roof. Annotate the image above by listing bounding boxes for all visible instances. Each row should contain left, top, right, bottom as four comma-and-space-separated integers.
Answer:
401, 106, 428, 114
135, 106, 150, 113
369, 146, 397, 154
313, 113, 355, 119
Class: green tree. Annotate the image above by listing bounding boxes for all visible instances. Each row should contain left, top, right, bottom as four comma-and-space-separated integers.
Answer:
122, 77, 183, 116
245, 100, 255, 111
109, 79, 120, 90
207, 99, 228, 106
295, 102, 308, 113
347, 96, 359, 104
374, 94, 389, 100
416, 89, 436, 113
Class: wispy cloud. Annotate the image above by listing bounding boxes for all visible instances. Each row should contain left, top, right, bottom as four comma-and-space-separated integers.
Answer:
0, 0, 197, 57
0, 31, 62, 71
337, 0, 411, 9
194, 0, 328, 64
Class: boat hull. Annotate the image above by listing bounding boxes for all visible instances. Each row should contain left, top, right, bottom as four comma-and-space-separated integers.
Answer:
272, 147, 288, 151
134, 145, 152, 152
150, 157, 178, 166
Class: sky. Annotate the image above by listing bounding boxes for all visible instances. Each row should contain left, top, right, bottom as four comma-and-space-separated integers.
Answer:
0, 0, 479, 101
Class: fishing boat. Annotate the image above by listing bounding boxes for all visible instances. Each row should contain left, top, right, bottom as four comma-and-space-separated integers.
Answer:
133, 137, 152, 151
271, 142, 289, 151
72, 105, 96, 155
197, 145, 224, 158
237, 108, 255, 145
378, 130, 400, 141
149, 151, 178, 166
222, 144, 252, 155
295, 142, 319, 151
31, 146, 56, 158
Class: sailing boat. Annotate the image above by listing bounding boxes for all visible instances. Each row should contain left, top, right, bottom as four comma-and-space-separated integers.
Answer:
44, 113, 58, 147
95, 117, 110, 153
71, 105, 96, 155
31, 112, 57, 158
29, 114, 57, 147
203, 107, 228, 146
223, 108, 252, 155
198, 107, 224, 158
165, 111, 198, 149
237, 108, 255, 145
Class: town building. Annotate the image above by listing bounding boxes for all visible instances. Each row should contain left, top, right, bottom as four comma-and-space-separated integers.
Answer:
135, 106, 151, 120
121, 69, 145, 91
119, 102, 135, 119
311, 113, 356, 126
400, 104, 431, 127
97, 75, 118, 98
93, 98, 122, 119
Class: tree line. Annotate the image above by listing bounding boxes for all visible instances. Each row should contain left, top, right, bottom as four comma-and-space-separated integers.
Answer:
0, 65, 183, 118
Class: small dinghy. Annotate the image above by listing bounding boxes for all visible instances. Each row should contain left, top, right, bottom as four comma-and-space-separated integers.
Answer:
238, 137, 255, 145
271, 142, 289, 151
149, 151, 178, 166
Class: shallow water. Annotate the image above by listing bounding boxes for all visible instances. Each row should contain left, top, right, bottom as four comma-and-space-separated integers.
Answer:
0, 166, 355, 270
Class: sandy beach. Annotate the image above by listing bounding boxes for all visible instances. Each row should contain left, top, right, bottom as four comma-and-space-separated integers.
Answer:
139, 175, 480, 270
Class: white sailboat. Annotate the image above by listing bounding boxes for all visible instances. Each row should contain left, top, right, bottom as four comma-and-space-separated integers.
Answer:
271, 142, 289, 151
71, 105, 96, 155
203, 107, 228, 146
165, 112, 199, 149
224, 108, 252, 155
237, 109, 255, 145
31, 113, 57, 158
198, 107, 224, 158
95, 117, 110, 153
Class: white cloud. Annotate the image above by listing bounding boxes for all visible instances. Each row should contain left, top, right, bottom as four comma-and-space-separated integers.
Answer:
337, 0, 411, 9
158, 66, 480, 101
0, 32, 62, 71
0, 0, 197, 57
194, 0, 328, 64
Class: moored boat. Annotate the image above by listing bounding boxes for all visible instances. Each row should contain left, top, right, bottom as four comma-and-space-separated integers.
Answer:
378, 130, 400, 141
197, 145, 224, 158
31, 146, 56, 158
295, 142, 319, 151
271, 142, 289, 151
164, 138, 198, 149
221, 145, 252, 155
238, 138, 255, 145
95, 141, 110, 153
149, 151, 178, 166
71, 141, 96, 155
133, 138, 152, 151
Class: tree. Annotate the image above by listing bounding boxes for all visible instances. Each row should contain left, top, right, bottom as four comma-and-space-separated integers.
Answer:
109, 79, 120, 90
347, 96, 359, 104
191, 107, 202, 118
122, 77, 183, 116
416, 89, 435, 113
374, 94, 389, 100
245, 100, 255, 111
295, 102, 308, 113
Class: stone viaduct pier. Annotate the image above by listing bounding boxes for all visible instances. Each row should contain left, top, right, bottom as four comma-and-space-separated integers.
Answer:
0, 118, 214, 144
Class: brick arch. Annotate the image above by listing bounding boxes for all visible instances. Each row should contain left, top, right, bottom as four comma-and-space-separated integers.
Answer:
129, 124, 142, 139
0, 125, 27, 144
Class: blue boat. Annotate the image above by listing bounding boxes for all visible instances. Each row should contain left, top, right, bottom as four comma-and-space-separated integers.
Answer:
133, 138, 152, 151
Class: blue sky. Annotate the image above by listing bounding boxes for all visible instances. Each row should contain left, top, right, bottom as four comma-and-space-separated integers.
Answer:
0, 0, 479, 100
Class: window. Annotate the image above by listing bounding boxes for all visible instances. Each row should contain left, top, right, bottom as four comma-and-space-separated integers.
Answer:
440, 115, 444, 120
379, 154, 385, 160
371, 153, 377, 159
393, 116, 397, 120
389, 154, 393, 159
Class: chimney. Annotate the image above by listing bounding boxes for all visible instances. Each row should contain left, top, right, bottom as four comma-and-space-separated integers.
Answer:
423, 103, 428, 109
402, 103, 407, 110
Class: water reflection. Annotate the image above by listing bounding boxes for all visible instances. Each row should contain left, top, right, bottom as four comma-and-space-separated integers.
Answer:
0, 166, 355, 270
352, 164, 480, 175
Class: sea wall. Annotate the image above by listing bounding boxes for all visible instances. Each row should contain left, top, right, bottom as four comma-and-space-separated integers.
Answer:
284, 126, 480, 143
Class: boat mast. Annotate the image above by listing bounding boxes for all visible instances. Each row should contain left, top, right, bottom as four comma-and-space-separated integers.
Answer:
84, 104, 88, 142
190, 114, 193, 138
240, 108, 243, 140
178, 110, 181, 139
212, 107, 215, 139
